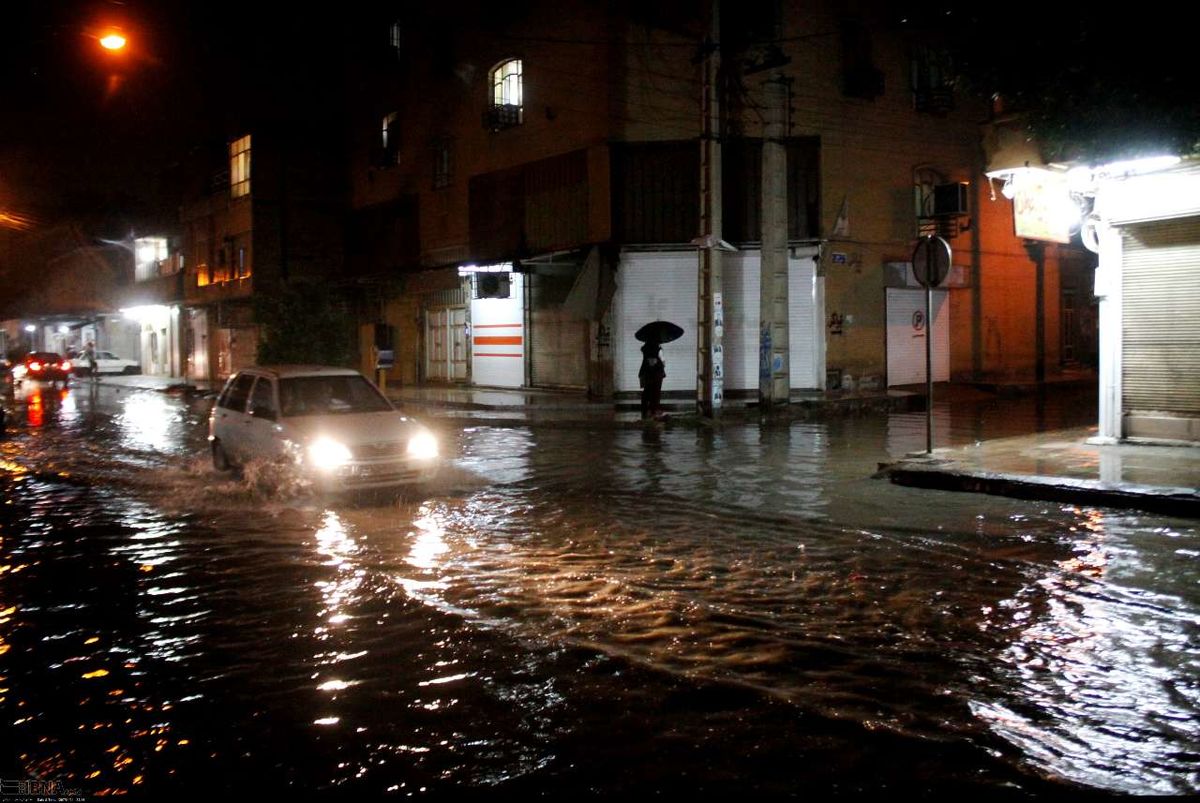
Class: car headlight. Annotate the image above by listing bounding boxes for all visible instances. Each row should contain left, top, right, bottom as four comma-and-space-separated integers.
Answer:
308, 437, 352, 470
406, 430, 438, 460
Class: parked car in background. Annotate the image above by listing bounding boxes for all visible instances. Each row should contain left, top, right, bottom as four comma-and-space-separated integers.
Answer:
208, 366, 439, 491
74, 350, 140, 376
11, 352, 72, 385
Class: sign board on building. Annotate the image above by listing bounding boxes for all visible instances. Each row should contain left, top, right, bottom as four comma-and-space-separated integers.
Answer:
1013, 169, 1073, 244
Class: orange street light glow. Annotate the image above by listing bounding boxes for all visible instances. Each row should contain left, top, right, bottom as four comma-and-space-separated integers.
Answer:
100, 33, 127, 50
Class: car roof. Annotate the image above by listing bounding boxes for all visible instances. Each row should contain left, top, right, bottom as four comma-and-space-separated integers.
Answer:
237, 365, 363, 380
28, 351, 62, 360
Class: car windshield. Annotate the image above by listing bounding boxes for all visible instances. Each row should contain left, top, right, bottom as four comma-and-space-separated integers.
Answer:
278, 375, 393, 417
29, 352, 62, 362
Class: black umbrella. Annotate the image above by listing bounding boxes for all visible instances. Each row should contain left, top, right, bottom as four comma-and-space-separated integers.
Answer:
635, 320, 684, 344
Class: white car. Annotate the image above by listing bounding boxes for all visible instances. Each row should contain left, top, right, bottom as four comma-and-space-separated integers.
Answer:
208, 366, 439, 490
81, 351, 140, 375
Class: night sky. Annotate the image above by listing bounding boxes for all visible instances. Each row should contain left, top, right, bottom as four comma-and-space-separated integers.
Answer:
3, 1, 1197, 237
2, 0, 349, 234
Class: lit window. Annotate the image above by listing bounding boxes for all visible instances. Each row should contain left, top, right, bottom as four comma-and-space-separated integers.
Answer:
390, 21, 402, 53
486, 58, 523, 130
381, 112, 400, 165
230, 135, 251, 198
236, 245, 250, 279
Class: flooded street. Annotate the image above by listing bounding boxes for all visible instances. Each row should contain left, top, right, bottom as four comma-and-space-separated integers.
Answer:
1, 382, 1197, 796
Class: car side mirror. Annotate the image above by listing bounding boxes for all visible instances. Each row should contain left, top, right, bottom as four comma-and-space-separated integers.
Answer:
251, 405, 276, 421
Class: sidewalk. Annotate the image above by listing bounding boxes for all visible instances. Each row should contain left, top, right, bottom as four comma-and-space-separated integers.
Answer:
878, 428, 1200, 518
382, 383, 921, 427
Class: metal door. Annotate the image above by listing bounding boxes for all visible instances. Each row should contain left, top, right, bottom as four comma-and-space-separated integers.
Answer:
449, 306, 469, 381
886, 288, 949, 386
426, 306, 469, 383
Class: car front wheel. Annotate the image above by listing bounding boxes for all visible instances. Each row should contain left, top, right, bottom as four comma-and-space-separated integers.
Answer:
212, 441, 233, 472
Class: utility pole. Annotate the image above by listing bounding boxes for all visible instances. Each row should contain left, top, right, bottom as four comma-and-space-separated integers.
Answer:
759, 73, 790, 405
696, 0, 724, 418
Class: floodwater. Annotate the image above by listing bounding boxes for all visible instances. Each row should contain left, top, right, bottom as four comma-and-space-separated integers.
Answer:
0, 381, 1196, 797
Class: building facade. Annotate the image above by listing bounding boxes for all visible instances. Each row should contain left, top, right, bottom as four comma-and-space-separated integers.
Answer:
180, 128, 348, 384
342, 0, 1088, 401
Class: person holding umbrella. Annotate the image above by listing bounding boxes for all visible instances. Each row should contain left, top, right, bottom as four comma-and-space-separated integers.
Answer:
635, 320, 683, 421
638, 340, 666, 420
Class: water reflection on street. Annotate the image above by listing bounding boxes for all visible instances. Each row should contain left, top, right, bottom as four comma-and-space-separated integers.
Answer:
0, 382, 1196, 796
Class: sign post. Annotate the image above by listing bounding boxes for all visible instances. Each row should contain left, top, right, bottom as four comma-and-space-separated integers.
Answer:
911, 235, 951, 454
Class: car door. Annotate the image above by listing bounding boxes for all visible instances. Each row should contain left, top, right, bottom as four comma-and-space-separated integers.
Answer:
245, 376, 284, 461
212, 372, 256, 461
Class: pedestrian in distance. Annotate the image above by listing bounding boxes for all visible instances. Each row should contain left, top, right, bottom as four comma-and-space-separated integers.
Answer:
84, 341, 97, 380
639, 341, 666, 420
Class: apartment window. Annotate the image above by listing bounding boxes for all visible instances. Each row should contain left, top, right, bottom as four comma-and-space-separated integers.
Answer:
134, 236, 169, 282
485, 58, 523, 130
389, 21, 402, 53
840, 22, 884, 100
232, 239, 251, 279
381, 112, 400, 165
213, 243, 231, 284
911, 46, 955, 114
433, 137, 453, 189
230, 135, 251, 198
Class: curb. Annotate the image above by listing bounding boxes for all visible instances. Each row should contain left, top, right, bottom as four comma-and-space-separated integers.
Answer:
878, 461, 1200, 518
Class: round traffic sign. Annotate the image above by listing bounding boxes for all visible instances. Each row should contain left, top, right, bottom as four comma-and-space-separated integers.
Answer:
912, 235, 951, 288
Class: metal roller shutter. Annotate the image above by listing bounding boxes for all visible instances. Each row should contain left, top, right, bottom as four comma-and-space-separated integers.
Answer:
1122, 218, 1200, 435
614, 253, 698, 393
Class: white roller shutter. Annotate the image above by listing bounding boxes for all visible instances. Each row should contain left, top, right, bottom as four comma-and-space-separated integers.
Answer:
615, 249, 822, 394
613, 253, 697, 393
1121, 217, 1200, 438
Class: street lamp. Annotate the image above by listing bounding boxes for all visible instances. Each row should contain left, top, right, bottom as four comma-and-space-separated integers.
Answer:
99, 32, 127, 51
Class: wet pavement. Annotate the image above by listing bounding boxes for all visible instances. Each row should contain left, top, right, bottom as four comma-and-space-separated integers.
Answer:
84, 373, 1200, 515
883, 428, 1200, 517
1, 378, 1197, 797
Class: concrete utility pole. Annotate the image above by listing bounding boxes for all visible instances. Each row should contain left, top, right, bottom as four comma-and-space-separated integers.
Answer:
696, 0, 724, 417
759, 73, 790, 405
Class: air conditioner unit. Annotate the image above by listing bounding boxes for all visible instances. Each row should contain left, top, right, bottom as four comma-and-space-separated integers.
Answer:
932, 182, 969, 217
475, 272, 511, 299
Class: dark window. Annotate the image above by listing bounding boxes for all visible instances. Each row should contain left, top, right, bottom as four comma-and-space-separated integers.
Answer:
611, 141, 699, 245
612, 138, 820, 245
218, 373, 256, 412
911, 45, 955, 114
722, 138, 821, 242
840, 21, 884, 100
278, 375, 393, 417
433, 137, 454, 189
249, 377, 277, 420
